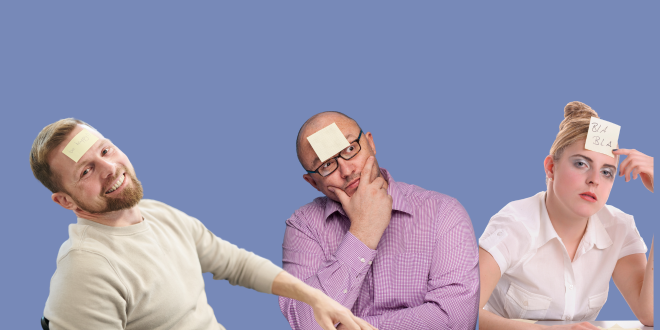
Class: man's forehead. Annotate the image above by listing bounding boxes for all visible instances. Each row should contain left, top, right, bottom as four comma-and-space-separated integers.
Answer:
303, 124, 359, 167
51, 126, 107, 173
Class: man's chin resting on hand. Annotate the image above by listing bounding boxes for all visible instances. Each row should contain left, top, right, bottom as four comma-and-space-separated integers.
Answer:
280, 112, 480, 330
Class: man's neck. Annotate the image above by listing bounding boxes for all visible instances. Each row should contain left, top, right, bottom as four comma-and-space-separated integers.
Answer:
74, 206, 143, 227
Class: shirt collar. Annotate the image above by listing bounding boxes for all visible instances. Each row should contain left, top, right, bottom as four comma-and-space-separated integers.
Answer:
323, 168, 413, 221
535, 192, 613, 250
582, 212, 613, 250
536, 192, 559, 249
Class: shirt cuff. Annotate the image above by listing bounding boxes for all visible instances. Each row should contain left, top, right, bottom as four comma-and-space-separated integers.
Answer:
334, 232, 377, 276
481, 245, 508, 276
619, 237, 648, 260
253, 260, 284, 294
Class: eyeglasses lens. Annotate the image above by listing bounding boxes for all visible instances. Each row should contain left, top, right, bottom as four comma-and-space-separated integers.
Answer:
319, 141, 361, 177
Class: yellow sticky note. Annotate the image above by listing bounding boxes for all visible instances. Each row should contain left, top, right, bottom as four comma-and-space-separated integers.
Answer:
306, 122, 350, 162
512, 319, 537, 324
62, 129, 99, 162
585, 117, 620, 158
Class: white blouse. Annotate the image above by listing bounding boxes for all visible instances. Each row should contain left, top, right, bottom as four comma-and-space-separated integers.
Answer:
479, 192, 647, 322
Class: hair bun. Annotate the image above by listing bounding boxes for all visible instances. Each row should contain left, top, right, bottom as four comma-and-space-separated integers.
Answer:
564, 101, 598, 120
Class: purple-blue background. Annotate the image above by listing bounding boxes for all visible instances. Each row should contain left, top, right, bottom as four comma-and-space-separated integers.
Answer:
0, 2, 656, 328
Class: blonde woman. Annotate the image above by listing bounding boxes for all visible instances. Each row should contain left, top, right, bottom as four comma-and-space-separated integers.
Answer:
478, 102, 653, 330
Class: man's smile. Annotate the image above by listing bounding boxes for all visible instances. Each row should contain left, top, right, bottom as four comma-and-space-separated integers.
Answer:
106, 173, 126, 194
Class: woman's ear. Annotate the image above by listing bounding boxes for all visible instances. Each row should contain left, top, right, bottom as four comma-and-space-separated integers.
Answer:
544, 155, 555, 182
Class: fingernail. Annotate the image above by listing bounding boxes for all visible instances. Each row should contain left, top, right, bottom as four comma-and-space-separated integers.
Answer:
612, 149, 618, 152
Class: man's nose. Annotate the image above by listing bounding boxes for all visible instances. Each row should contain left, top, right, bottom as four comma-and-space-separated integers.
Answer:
336, 157, 355, 178
98, 157, 118, 180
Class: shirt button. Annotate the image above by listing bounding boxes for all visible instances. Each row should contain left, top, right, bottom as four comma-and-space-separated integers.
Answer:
567, 284, 573, 290
368, 261, 372, 265
343, 289, 347, 294
360, 258, 365, 263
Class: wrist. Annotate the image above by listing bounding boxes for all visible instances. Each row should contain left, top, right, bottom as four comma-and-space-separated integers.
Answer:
349, 227, 380, 250
304, 288, 325, 307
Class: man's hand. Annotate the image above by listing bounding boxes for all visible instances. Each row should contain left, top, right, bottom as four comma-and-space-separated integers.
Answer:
336, 320, 376, 330
272, 271, 377, 330
329, 156, 393, 250
309, 290, 378, 330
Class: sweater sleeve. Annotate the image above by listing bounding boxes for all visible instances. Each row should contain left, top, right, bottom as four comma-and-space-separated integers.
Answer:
44, 250, 128, 330
187, 215, 283, 294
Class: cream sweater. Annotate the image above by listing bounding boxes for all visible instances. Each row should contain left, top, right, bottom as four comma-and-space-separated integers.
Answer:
43, 199, 283, 330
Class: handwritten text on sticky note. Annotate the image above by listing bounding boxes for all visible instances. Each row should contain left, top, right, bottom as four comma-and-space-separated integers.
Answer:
62, 129, 99, 162
585, 117, 620, 158
306, 122, 350, 162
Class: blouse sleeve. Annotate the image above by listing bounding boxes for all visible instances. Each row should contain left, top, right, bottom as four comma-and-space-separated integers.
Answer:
479, 215, 532, 276
618, 214, 648, 259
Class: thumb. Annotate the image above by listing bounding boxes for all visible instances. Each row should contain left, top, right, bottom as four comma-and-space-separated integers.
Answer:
329, 187, 350, 205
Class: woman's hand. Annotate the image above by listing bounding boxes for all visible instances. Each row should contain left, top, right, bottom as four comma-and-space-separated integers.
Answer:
613, 149, 654, 192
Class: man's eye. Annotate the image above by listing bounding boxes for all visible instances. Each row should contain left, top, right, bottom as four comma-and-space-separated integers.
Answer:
102, 148, 109, 155
82, 169, 90, 176
345, 146, 355, 153
322, 162, 333, 168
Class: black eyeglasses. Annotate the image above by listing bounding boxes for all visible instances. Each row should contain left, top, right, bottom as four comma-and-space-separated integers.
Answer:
305, 131, 363, 177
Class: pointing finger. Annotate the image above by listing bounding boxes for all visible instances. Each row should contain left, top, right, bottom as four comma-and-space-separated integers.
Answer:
330, 187, 350, 206
337, 317, 361, 330
353, 316, 375, 330
359, 156, 375, 189
612, 148, 631, 156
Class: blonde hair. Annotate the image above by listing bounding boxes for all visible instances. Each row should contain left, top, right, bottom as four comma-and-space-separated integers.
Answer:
549, 101, 599, 160
30, 118, 98, 193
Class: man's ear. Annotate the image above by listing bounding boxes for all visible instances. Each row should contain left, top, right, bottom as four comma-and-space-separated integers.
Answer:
544, 155, 555, 181
303, 174, 320, 191
365, 132, 376, 155
51, 192, 77, 211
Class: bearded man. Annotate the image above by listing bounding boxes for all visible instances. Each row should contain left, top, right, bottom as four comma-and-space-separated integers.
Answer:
31, 118, 376, 330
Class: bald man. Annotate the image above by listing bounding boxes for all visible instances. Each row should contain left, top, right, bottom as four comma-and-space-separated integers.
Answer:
279, 112, 480, 330
31, 118, 376, 330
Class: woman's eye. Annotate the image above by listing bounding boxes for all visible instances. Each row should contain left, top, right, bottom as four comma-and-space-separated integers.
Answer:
602, 170, 613, 177
575, 160, 587, 168
102, 148, 109, 155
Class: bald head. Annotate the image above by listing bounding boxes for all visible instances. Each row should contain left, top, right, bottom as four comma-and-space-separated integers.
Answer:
296, 111, 362, 169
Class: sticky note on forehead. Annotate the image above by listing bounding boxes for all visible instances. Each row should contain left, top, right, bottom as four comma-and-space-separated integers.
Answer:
585, 117, 620, 158
306, 123, 351, 162
62, 129, 99, 162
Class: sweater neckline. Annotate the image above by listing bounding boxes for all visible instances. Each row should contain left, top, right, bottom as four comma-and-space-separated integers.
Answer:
76, 217, 150, 236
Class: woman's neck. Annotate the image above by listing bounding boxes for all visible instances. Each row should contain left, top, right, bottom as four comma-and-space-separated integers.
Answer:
545, 188, 589, 258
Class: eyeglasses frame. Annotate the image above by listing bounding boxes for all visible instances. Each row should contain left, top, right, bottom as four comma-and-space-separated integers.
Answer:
305, 130, 364, 177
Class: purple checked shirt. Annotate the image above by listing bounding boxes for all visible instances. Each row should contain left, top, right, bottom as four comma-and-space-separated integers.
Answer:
279, 169, 479, 330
